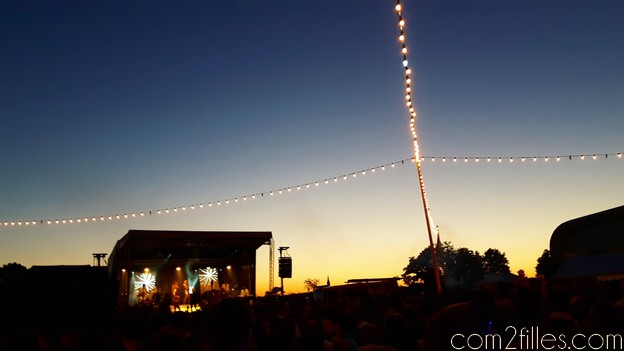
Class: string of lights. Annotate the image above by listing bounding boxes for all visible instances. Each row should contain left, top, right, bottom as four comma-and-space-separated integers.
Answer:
394, 0, 435, 227
420, 152, 623, 163
395, 0, 443, 294
1, 151, 620, 228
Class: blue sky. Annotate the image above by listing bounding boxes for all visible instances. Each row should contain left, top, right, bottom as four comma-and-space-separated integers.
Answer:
1, 0, 622, 293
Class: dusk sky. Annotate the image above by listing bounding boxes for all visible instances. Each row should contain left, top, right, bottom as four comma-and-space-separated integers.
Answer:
1, 0, 622, 294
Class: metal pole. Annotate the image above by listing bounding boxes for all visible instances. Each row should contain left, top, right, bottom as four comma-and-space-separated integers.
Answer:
415, 161, 443, 294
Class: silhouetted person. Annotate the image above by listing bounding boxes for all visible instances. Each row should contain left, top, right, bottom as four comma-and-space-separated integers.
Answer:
172, 282, 181, 312
182, 279, 190, 305
423, 302, 492, 351
205, 298, 253, 351
137, 284, 148, 305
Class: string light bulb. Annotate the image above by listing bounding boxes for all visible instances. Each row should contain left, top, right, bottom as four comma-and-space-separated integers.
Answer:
2, 150, 620, 228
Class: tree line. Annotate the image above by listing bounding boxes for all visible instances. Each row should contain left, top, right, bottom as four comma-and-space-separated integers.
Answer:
400, 242, 559, 292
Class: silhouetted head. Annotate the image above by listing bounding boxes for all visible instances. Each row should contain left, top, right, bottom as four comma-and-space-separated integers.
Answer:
205, 298, 253, 351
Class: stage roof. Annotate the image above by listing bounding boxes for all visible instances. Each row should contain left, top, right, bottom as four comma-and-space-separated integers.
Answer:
109, 230, 272, 269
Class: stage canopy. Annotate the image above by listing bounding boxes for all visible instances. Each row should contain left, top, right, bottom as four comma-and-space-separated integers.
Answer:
108, 230, 272, 303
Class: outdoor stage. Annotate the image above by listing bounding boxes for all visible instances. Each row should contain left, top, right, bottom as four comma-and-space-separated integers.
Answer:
108, 230, 272, 308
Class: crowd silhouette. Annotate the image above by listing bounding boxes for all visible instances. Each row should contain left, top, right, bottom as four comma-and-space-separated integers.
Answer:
1, 273, 623, 351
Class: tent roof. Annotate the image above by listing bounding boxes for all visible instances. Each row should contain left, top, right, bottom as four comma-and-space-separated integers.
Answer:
550, 205, 624, 262
550, 206, 624, 279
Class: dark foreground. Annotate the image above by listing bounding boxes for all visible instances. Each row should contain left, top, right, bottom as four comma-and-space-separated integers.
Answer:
1, 277, 623, 351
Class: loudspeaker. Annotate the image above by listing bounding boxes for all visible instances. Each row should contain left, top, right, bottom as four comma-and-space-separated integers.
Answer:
278, 257, 292, 278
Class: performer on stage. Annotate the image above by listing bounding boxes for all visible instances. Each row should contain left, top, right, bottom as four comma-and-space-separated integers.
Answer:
182, 279, 190, 305
171, 281, 181, 311
137, 284, 148, 304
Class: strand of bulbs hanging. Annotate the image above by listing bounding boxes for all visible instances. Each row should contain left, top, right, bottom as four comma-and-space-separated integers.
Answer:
395, 0, 440, 238
1, 152, 620, 228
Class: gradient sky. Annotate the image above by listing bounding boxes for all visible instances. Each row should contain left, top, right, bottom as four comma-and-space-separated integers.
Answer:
1, 0, 623, 294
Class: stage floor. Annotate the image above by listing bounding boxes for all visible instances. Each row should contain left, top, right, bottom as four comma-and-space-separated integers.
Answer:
169, 304, 202, 313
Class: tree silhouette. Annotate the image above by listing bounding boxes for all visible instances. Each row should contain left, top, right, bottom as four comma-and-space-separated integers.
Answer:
403, 242, 495, 289
303, 278, 320, 292
0, 262, 27, 282
535, 249, 558, 279
446, 248, 485, 288
483, 248, 511, 274
402, 242, 454, 292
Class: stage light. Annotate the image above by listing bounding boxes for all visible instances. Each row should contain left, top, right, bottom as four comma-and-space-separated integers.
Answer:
144, 268, 149, 272
176, 267, 181, 271
122, 269, 126, 272
135, 272, 156, 291
226, 265, 231, 270
199, 267, 218, 286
